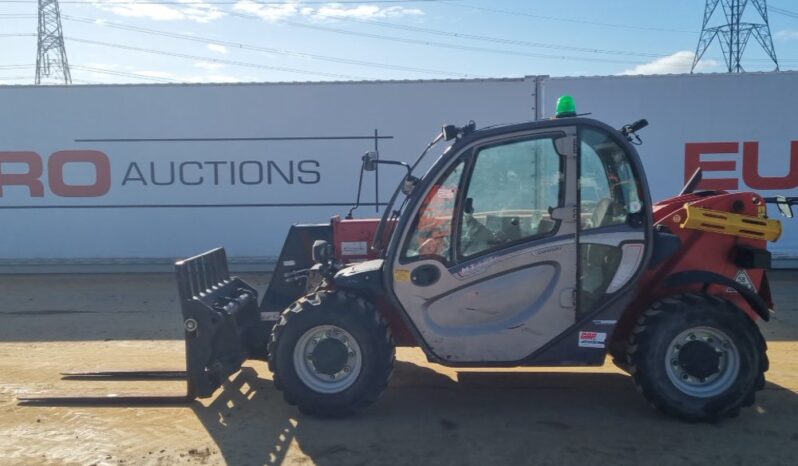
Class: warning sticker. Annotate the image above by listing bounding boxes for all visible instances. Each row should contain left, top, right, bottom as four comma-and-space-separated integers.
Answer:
341, 241, 369, 256
578, 331, 607, 348
394, 269, 411, 282
727, 269, 756, 293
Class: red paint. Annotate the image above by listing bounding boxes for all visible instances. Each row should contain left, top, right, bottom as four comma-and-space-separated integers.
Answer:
684, 142, 739, 190
0, 150, 111, 197
685, 140, 798, 191
626, 191, 771, 327
331, 216, 380, 260
0, 151, 44, 197
742, 141, 798, 190
48, 150, 112, 197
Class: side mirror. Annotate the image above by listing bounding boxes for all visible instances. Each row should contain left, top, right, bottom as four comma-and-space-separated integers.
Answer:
402, 176, 419, 196
362, 151, 378, 172
775, 195, 794, 218
312, 240, 334, 263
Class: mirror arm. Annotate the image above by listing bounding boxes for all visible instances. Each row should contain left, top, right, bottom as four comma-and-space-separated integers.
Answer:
376, 159, 412, 176
347, 154, 373, 219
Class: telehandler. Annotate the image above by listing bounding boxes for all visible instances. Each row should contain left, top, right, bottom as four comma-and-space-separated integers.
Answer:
23, 96, 796, 422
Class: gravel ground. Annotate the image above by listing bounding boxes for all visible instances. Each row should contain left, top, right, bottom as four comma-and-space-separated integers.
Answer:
1, 271, 798, 465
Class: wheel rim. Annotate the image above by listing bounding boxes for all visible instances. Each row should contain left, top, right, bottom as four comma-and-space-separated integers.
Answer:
293, 325, 362, 394
664, 326, 740, 398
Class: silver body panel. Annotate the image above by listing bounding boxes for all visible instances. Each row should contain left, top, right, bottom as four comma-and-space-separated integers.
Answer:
392, 127, 579, 363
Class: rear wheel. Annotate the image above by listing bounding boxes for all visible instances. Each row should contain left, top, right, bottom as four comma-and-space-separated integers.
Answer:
627, 294, 767, 422
268, 290, 395, 417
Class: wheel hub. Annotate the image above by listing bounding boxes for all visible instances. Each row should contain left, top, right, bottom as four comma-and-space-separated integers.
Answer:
677, 340, 721, 380
293, 325, 362, 394
310, 338, 349, 376
664, 326, 740, 398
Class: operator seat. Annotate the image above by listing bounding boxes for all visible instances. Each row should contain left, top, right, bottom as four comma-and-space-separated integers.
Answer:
591, 198, 614, 228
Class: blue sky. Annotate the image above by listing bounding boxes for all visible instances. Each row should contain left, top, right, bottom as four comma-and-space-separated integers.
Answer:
1, 0, 797, 85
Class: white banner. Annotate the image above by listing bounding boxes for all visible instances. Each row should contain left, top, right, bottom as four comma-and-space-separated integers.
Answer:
2, 73, 797, 264
0, 78, 537, 260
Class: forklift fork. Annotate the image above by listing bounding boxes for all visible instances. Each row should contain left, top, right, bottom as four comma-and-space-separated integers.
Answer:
18, 248, 268, 406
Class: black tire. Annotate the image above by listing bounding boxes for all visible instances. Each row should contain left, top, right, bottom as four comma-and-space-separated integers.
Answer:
268, 290, 395, 417
626, 293, 768, 422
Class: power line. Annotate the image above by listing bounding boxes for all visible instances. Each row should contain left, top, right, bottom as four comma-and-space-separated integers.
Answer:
770, 5, 798, 19
62, 15, 482, 78
0, 64, 36, 69
71, 65, 180, 82
70, 78, 103, 84
66, 36, 371, 79
315, 13, 666, 59
223, 10, 646, 65
439, 1, 697, 34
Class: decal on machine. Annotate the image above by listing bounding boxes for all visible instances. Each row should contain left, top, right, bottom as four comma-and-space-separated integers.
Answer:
394, 269, 411, 282
592, 320, 617, 326
578, 331, 607, 348
341, 241, 369, 256
727, 269, 756, 292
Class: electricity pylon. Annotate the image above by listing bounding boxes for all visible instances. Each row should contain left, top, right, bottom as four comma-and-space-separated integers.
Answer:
35, 0, 72, 84
692, 0, 779, 73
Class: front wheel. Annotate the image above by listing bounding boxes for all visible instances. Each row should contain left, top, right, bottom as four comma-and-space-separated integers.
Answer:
627, 294, 768, 422
268, 291, 395, 417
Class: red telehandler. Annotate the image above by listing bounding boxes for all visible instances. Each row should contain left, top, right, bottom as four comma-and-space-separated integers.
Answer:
21, 96, 797, 422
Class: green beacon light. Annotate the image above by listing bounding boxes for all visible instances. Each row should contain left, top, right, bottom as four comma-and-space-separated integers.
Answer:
555, 95, 577, 118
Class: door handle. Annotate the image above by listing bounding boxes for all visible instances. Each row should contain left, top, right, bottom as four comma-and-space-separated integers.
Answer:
411, 265, 440, 287
549, 205, 577, 222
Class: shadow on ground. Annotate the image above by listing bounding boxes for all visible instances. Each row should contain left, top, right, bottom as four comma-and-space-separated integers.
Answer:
192, 361, 798, 466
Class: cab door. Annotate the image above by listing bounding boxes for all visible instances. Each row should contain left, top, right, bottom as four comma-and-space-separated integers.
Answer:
389, 127, 578, 363
576, 127, 649, 317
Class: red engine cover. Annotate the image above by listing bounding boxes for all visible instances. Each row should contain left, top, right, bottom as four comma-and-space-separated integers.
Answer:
638, 190, 774, 320
331, 216, 382, 261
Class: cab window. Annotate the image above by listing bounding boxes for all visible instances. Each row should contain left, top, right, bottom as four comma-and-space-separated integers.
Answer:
578, 127, 643, 314
401, 161, 465, 263
580, 128, 642, 230
457, 137, 563, 259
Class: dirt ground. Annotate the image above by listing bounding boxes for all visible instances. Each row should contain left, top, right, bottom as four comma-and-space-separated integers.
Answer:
2, 272, 798, 466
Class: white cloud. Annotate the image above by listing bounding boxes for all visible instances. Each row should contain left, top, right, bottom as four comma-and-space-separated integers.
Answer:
78, 65, 245, 84
621, 51, 717, 75
136, 70, 181, 79
233, 1, 299, 22
233, 1, 424, 22
206, 44, 228, 54
194, 74, 242, 83
134, 70, 242, 83
102, 4, 185, 21
179, 0, 226, 23
194, 62, 226, 70
312, 4, 424, 20
96, 0, 225, 23
776, 29, 798, 41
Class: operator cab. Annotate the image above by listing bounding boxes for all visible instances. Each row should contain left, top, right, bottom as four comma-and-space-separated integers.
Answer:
383, 100, 652, 365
